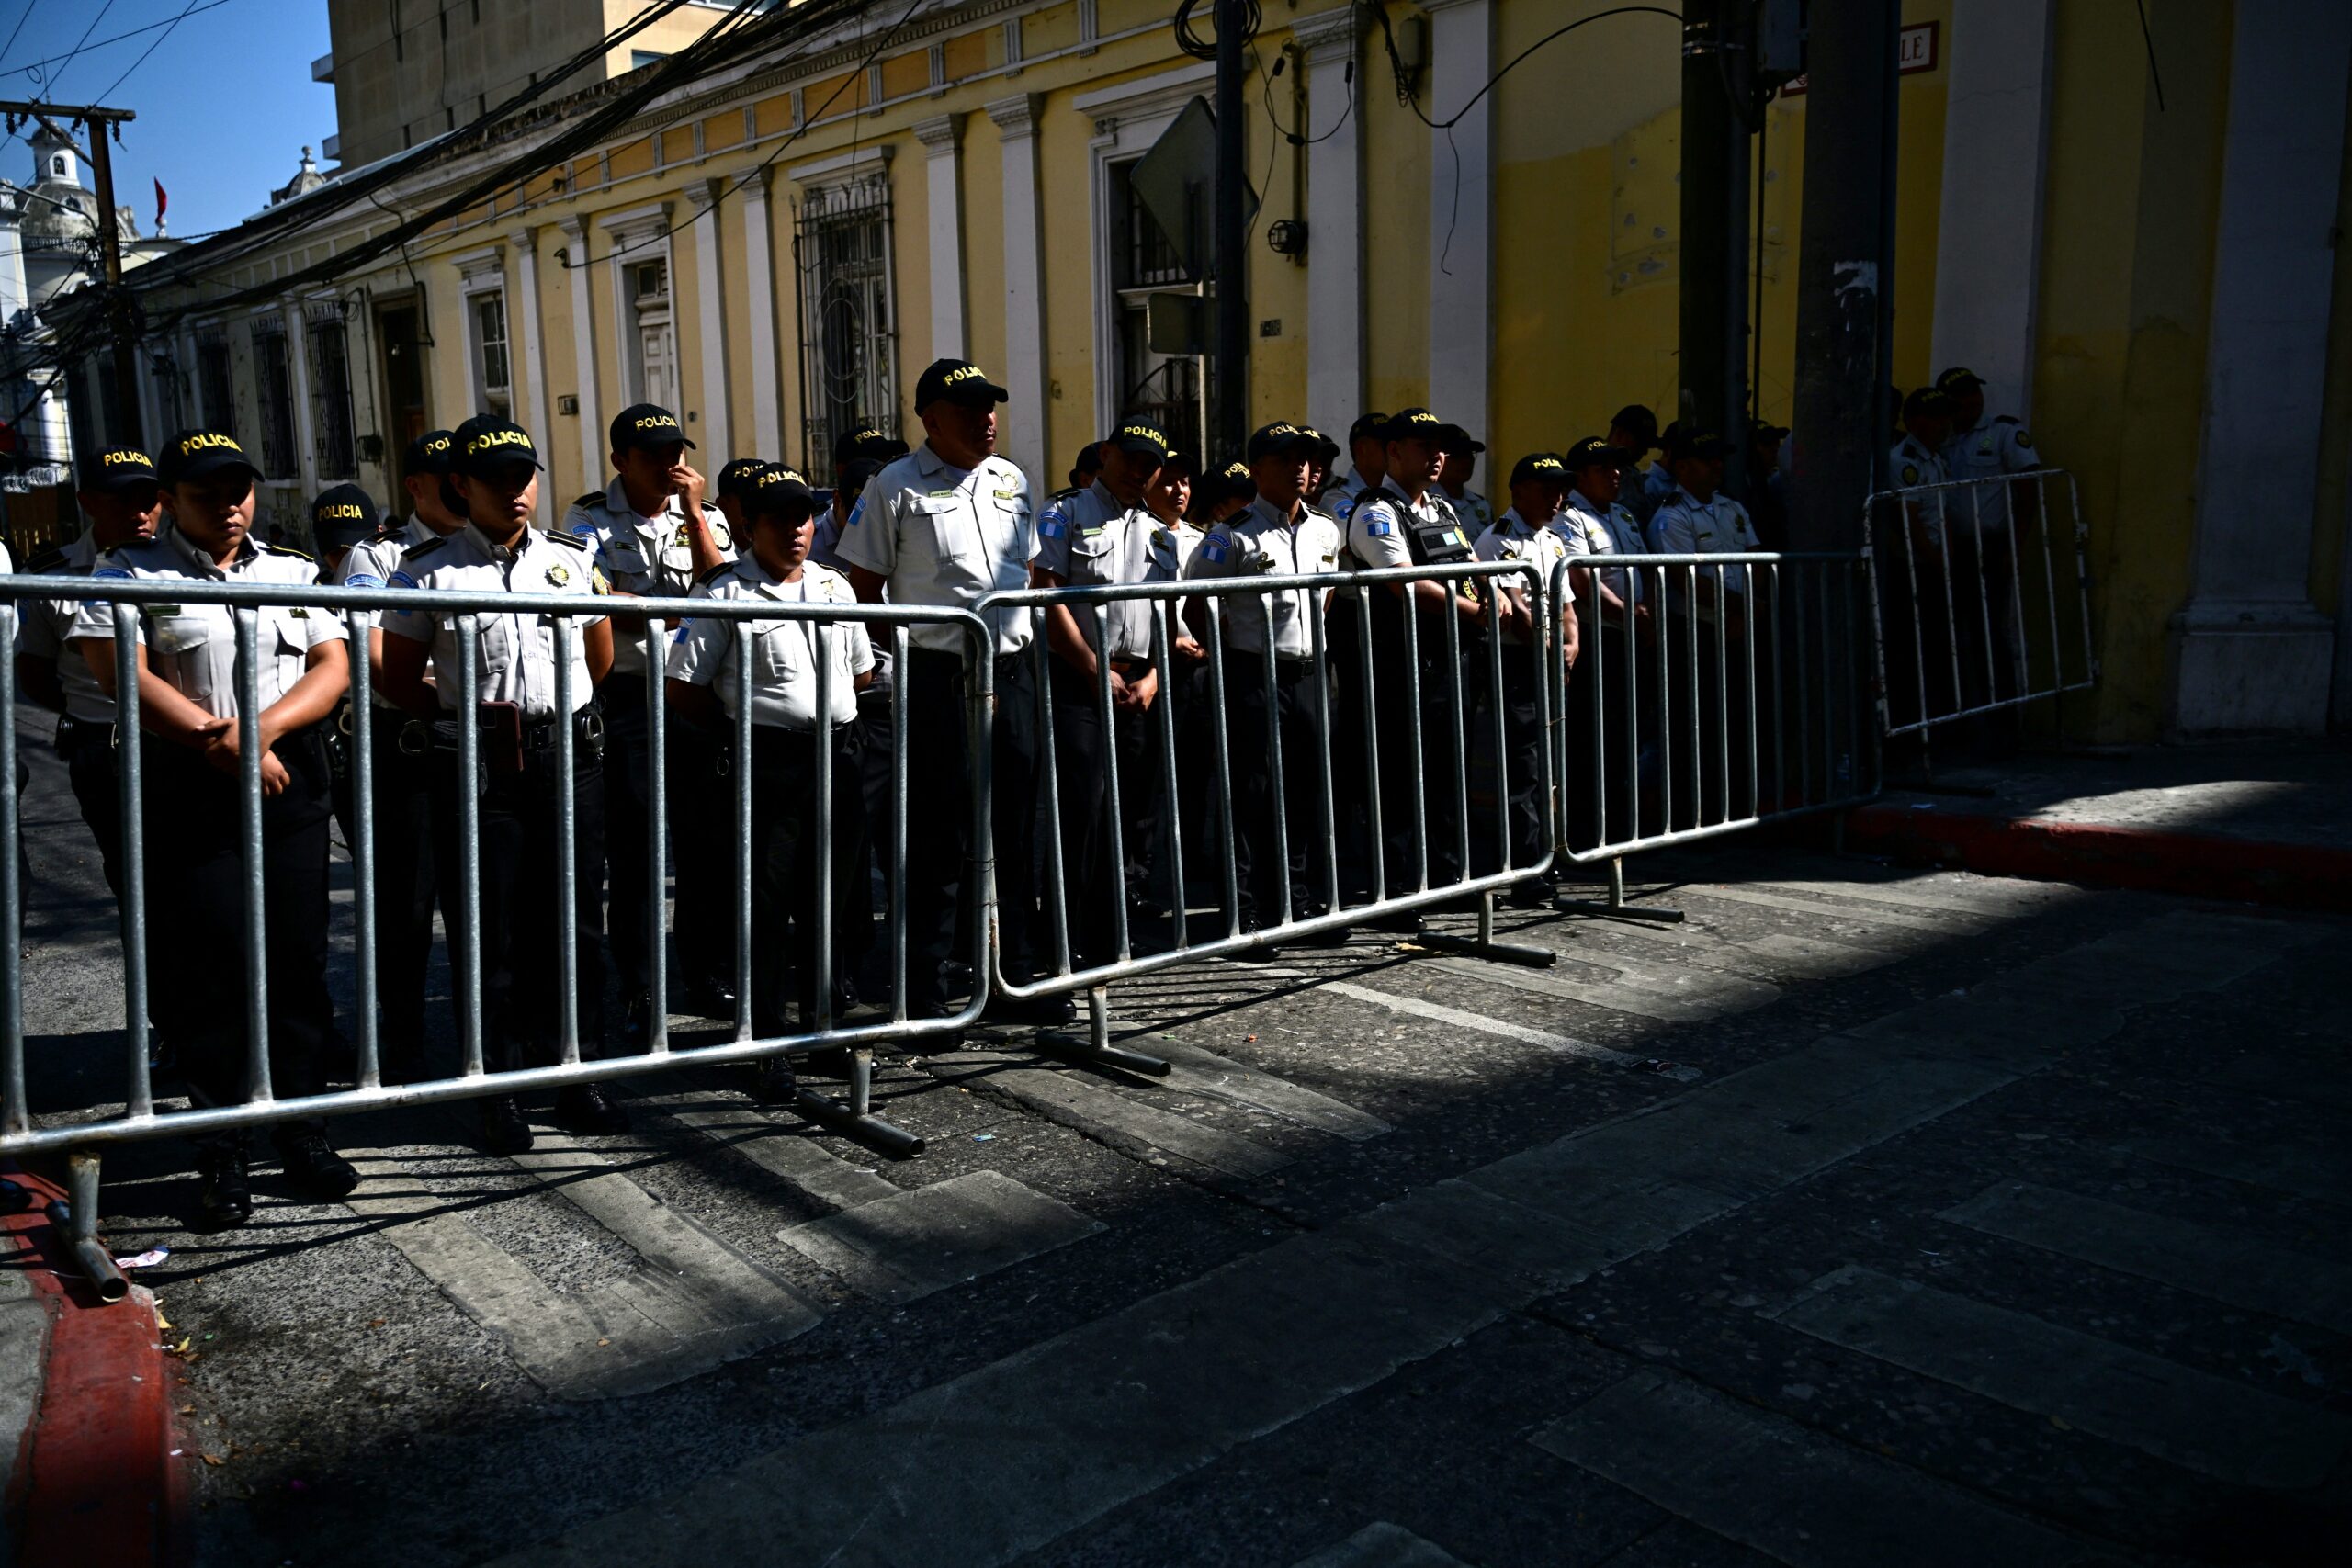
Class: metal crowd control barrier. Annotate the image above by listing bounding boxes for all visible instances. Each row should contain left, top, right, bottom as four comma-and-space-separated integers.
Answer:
0, 568, 988, 1298
1864, 468, 2097, 760
973, 558, 1559, 1077
1547, 549, 1881, 922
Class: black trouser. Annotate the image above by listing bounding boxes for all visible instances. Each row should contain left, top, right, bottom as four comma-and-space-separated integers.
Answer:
1047, 659, 1149, 967
429, 714, 606, 1072
1224, 650, 1332, 926
140, 729, 337, 1149
1362, 612, 1472, 898
1472, 656, 1546, 879
1662, 598, 1755, 829
904, 649, 1039, 1013
350, 708, 441, 1073
666, 714, 733, 995
745, 725, 868, 1037
1324, 597, 1377, 905
56, 716, 124, 900
599, 674, 656, 997
1566, 612, 1663, 850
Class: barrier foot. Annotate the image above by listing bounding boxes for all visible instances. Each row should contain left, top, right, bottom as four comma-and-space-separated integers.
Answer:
797, 1046, 925, 1158
1413, 892, 1557, 968
1554, 858, 1686, 925
55, 1150, 130, 1304
1035, 987, 1172, 1077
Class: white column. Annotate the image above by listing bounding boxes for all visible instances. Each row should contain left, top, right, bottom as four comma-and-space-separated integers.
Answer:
1294, 6, 1364, 436
687, 182, 734, 465
509, 229, 552, 519
2167, 0, 2351, 739
282, 299, 320, 494
1425, 0, 1492, 441
915, 113, 967, 361
740, 169, 785, 461
1928, 0, 2054, 423
560, 216, 603, 494
989, 92, 1048, 481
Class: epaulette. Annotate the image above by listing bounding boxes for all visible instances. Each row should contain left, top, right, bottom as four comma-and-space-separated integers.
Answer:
262, 542, 314, 562
1306, 503, 1340, 525
23, 544, 68, 574
695, 560, 732, 586
1047, 485, 1080, 502
401, 536, 451, 563
1993, 414, 2020, 424
546, 529, 591, 550
570, 492, 605, 513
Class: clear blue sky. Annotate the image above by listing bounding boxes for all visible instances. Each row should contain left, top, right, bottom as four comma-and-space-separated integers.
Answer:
0, 0, 335, 241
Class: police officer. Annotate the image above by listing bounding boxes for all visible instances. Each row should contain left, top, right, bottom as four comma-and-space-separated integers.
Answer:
1645, 428, 1762, 824
16, 446, 162, 902
1935, 367, 2036, 735
668, 465, 872, 1103
1472, 454, 1568, 900
331, 435, 465, 1081
564, 403, 733, 1036
834, 357, 1065, 1028
1033, 419, 1169, 966
1328, 413, 1389, 524
1300, 426, 1341, 511
712, 457, 770, 541
1554, 435, 1656, 844
1183, 423, 1344, 940
1344, 408, 1491, 921
1436, 427, 1493, 540
310, 483, 382, 852
70, 429, 355, 1227
1606, 404, 1664, 525
380, 415, 623, 1154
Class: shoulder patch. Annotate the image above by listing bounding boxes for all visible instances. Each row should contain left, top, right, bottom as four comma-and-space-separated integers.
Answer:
92, 565, 134, 581
1901, 464, 1920, 486
546, 529, 591, 551
388, 570, 419, 591
2014, 430, 2033, 449
342, 572, 386, 591
401, 536, 451, 564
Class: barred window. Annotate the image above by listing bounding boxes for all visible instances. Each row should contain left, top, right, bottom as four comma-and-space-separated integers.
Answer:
197, 333, 234, 433
471, 290, 512, 413
250, 321, 297, 479
306, 308, 357, 480
793, 171, 899, 471
1107, 159, 1204, 455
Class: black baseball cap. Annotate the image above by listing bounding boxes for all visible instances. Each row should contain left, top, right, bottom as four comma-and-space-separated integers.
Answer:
1509, 452, 1568, 487
1751, 422, 1791, 442
451, 414, 545, 476
1347, 412, 1390, 444
1200, 458, 1258, 508
1377, 408, 1463, 445
1903, 386, 1953, 423
1158, 449, 1199, 480
1103, 419, 1171, 466
1245, 421, 1318, 461
836, 457, 883, 501
1299, 425, 1341, 461
914, 356, 1009, 409
156, 429, 259, 488
1610, 404, 1660, 447
79, 445, 157, 491
1563, 434, 1635, 471
402, 429, 457, 480
1934, 367, 1985, 395
610, 403, 694, 453
831, 425, 908, 466
310, 483, 381, 551
716, 457, 771, 500
1438, 426, 1486, 457
1666, 427, 1733, 462
746, 464, 817, 517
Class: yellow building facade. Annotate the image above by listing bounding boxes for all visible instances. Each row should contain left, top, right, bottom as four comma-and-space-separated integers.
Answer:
83, 0, 2352, 741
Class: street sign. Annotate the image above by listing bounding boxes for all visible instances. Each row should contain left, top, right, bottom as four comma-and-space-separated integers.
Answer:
1779, 21, 1939, 96
1130, 96, 1255, 280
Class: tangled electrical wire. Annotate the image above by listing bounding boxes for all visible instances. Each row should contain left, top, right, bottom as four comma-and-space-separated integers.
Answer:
1172, 0, 1260, 62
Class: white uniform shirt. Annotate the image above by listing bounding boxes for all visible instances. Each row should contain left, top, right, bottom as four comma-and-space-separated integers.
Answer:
379, 524, 605, 716
1645, 487, 1761, 608
1473, 507, 1570, 646
336, 517, 454, 708
1939, 416, 2038, 535
1035, 479, 1162, 663
70, 527, 346, 720
1443, 487, 1495, 542
831, 443, 1035, 657
17, 533, 119, 724
1553, 489, 1648, 612
1889, 434, 1953, 547
1346, 481, 1464, 572
666, 558, 871, 731
564, 478, 737, 675
1182, 496, 1343, 659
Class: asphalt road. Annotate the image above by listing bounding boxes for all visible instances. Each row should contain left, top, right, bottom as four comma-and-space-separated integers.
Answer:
11, 711, 2351, 1568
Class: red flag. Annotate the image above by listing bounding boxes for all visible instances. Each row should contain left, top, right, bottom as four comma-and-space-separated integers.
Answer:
153, 178, 167, 227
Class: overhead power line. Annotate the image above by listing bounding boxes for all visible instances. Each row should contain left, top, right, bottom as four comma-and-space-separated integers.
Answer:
0, 0, 234, 82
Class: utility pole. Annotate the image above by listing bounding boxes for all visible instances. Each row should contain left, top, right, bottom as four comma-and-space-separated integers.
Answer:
1677, 1, 1739, 488
1212, 0, 1249, 460
0, 101, 141, 448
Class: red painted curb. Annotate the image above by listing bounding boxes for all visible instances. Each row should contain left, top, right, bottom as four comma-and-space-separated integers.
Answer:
1843, 804, 2352, 912
2, 1165, 189, 1568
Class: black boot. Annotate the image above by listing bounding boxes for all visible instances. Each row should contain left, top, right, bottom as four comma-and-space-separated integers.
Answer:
552, 1082, 629, 1135
479, 1095, 534, 1156
195, 1146, 254, 1229
273, 1127, 360, 1201
752, 1055, 798, 1106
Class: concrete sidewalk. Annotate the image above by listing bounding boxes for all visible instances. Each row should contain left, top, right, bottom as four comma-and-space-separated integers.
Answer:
1845, 743, 2352, 908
